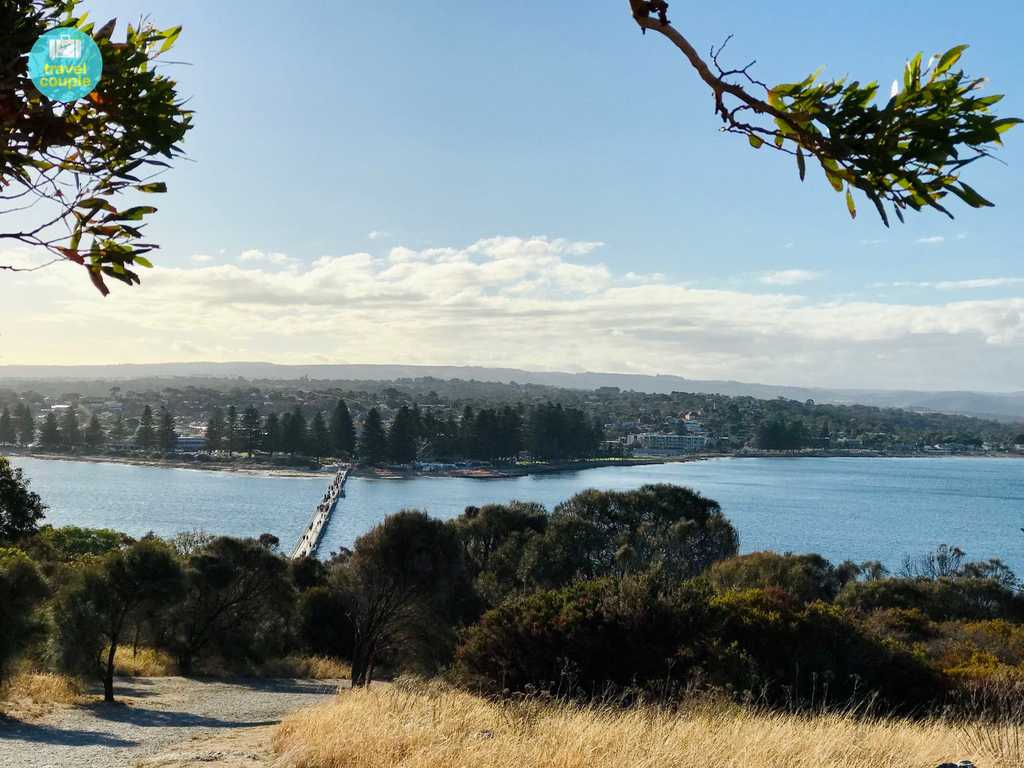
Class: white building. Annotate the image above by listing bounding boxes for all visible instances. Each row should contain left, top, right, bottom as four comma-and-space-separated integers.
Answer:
627, 432, 707, 454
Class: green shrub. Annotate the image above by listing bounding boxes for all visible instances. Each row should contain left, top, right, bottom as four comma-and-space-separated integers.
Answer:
456, 575, 713, 695
837, 577, 1023, 622
51, 538, 184, 702
297, 585, 354, 658
456, 577, 944, 710
862, 608, 938, 645
708, 551, 843, 603
516, 485, 739, 592
710, 588, 944, 708
164, 536, 295, 675
27, 525, 132, 563
0, 547, 48, 681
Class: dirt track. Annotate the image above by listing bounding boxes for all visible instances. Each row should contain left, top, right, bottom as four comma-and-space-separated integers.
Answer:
0, 676, 344, 768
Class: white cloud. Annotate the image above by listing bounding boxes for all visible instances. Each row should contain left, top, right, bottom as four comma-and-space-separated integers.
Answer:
935, 277, 1024, 290
190, 254, 214, 264
916, 236, 945, 244
758, 269, 823, 286
367, 230, 391, 241
2, 237, 1024, 390
238, 249, 295, 266
881, 277, 1024, 291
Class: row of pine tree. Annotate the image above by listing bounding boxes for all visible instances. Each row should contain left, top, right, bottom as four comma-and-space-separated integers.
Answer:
0, 398, 603, 465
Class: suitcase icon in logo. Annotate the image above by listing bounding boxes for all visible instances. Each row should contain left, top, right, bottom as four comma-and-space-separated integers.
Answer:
48, 36, 82, 60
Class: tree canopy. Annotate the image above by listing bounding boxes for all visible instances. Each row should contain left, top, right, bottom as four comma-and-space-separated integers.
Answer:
0, 455, 46, 542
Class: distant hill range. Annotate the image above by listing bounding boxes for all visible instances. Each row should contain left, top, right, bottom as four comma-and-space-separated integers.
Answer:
1, 362, 1022, 423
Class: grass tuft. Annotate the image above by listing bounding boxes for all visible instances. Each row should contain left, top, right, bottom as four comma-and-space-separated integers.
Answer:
113, 646, 178, 677
0, 672, 80, 718
273, 679, 1021, 768
254, 655, 351, 680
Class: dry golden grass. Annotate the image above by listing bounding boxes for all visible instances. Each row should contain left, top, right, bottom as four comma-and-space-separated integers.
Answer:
256, 655, 351, 680
107, 647, 348, 680
112, 645, 178, 676
0, 672, 80, 718
273, 680, 1022, 768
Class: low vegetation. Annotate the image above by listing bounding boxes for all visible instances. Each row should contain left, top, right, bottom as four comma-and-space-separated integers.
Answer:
110, 645, 177, 677
273, 679, 1022, 768
0, 671, 80, 718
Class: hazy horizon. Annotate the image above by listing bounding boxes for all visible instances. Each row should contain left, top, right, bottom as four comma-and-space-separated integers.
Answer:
2, 359, 1023, 398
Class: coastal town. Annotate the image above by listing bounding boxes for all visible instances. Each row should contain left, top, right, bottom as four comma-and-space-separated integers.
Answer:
1, 376, 1021, 475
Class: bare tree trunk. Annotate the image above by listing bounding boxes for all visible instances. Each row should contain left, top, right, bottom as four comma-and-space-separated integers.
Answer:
350, 636, 374, 686
103, 642, 117, 703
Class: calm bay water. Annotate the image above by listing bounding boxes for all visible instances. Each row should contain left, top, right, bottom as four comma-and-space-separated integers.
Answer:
10, 456, 1023, 573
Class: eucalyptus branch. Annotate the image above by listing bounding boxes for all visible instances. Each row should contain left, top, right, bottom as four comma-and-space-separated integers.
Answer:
627, 1, 1020, 224
1, 1, 191, 293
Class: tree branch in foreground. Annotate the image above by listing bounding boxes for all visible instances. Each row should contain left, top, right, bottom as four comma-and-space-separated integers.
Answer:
628, 0, 1020, 224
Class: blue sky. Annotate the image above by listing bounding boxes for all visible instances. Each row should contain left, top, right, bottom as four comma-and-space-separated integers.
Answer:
2, 0, 1023, 390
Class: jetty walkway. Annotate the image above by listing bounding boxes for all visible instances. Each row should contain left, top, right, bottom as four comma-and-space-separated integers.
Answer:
290, 463, 350, 558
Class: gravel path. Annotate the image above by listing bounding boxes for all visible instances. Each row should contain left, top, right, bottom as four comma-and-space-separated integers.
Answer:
0, 676, 344, 768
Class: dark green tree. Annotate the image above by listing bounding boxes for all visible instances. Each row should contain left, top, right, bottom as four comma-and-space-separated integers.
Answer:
28, 525, 131, 563
280, 412, 292, 453
0, 547, 48, 682
520, 484, 739, 589
309, 411, 331, 460
336, 510, 474, 685
226, 405, 239, 456
358, 408, 388, 465
0, 456, 46, 543
755, 418, 806, 450
708, 551, 844, 604
283, 406, 307, 457
165, 536, 294, 674
297, 585, 354, 659
59, 408, 81, 449
527, 403, 600, 461
38, 412, 61, 450
387, 405, 418, 464
53, 538, 184, 702
158, 407, 177, 453
241, 406, 262, 455
263, 412, 281, 455
497, 406, 524, 462
459, 405, 476, 457
0, 407, 15, 445
0, 2, 193, 292
450, 501, 548, 606
84, 413, 106, 451
15, 404, 34, 446
330, 399, 356, 457
109, 413, 127, 443
135, 405, 156, 449
205, 407, 225, 452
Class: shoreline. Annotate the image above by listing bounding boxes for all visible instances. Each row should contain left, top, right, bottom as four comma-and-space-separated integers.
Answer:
5, 449, 1020, 481
4, 450, 330, 478
348, 455, 718, 480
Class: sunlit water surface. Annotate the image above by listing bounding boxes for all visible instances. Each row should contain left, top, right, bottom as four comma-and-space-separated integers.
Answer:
11, 456, 1023, 573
